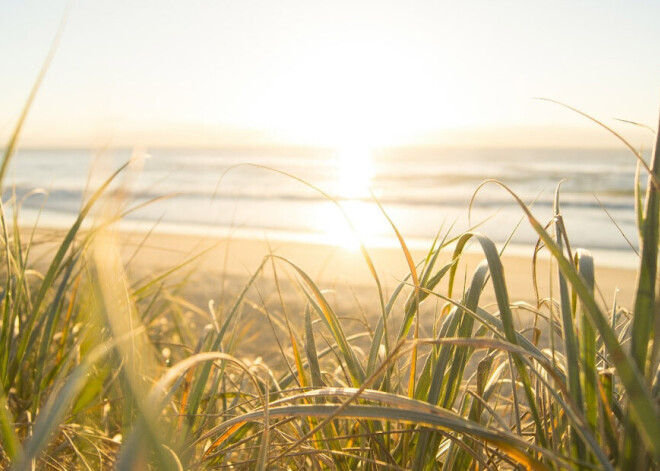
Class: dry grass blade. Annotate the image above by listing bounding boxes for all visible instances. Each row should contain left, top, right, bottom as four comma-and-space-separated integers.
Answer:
592, 193, 639, 256
535, 97, 659, 190
147, 352, 258, 410
263, 338, 408, 468
206, 403, 556, 470
613, 118, 656, 134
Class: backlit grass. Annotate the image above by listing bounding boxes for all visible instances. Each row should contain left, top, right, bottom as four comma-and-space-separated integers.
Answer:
1, 77, 660, 468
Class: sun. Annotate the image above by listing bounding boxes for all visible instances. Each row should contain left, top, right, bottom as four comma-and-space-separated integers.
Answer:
312, 143, 387, 251
316, 200, 384, 251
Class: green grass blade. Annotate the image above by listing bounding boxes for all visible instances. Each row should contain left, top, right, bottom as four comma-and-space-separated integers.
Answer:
575, 249, 598, 441
7, 162, 130, 388
32, 259, 76, 408
0, 6, 69, 188
635, 160, 644, 241
397, 260, 455, 341
483, 179, 660, 462
413, 260, 489, 469
553, 190, 585, 460
305, 307, 323, 388
0, 385, 23, 465
463, 232, 548, 448
0, 200, 14, 382
370, 193, 421, 396
411, 307, 461, 468
185, 258, 269, 426
271, 255, 366, 385
630, 113, 660, 377
621, 108, 660, 470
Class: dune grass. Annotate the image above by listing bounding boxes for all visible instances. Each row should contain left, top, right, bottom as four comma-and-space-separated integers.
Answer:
1, 87, 660, 469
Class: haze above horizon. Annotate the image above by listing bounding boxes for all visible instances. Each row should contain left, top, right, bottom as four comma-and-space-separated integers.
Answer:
1, 1, 660, 150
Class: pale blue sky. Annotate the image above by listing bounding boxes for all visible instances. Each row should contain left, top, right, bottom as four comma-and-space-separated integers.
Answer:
1, 1, 659, 148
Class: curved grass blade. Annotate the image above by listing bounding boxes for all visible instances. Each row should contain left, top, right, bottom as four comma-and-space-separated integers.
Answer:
120, 352, 263, 471
270, 255, 365, 385
204, 403, 555, 471
413, 259, 489, 469
535, 98, 659, 190
457, 232, 548, 449
407, 270, 617, 468
613, 118, 656, 134
478, 179, 660, 462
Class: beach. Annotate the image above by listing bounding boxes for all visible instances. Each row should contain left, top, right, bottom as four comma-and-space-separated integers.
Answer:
11, 145, 642, 329
4, 1, 659, 466
107, 229, 637, 303
5, 149, 650, 469
26, 226, 636, 331
8, 146, 644, 254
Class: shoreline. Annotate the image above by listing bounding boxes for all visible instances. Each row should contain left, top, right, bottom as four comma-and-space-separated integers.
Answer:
25, 213, 640, 266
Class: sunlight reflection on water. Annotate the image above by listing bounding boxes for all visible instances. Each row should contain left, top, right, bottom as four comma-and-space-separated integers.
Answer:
316, 145, 386, 250
315, 199, 389, 251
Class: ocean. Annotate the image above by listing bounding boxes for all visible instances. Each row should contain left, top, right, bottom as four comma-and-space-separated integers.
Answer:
2, 146, 646, 266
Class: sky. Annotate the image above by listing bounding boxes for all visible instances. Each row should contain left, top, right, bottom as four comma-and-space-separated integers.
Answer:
1, 0, 659, 149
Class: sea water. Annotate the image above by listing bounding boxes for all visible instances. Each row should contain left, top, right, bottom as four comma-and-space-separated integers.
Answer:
2, 146, 645, 266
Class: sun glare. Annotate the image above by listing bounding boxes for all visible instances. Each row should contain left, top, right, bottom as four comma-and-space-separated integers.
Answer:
316, 200, 384, 251
336, 144, 373, 199
314, 145, 384, 250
